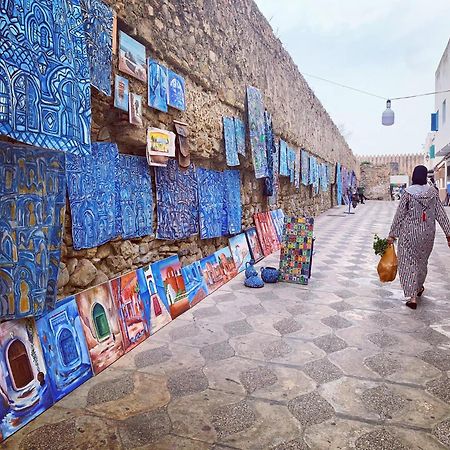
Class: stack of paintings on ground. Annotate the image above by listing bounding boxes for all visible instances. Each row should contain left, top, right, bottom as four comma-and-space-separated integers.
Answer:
0, 208, 285, 443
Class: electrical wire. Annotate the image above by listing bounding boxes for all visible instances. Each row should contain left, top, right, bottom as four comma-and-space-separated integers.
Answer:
391, 89, 450, 100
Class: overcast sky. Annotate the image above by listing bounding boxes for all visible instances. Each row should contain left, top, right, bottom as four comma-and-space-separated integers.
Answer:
254, 0, 450, 156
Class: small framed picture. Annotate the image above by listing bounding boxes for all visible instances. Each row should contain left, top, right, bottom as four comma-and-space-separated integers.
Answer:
245, 227, 264, 263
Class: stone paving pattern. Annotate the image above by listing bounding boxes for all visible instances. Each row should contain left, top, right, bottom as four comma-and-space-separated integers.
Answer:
5, 202, 450, 449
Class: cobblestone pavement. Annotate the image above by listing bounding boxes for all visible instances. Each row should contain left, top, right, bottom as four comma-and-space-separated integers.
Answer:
6, 202, 450, 449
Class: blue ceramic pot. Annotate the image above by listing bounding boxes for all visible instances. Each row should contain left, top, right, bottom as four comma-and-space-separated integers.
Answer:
244, 275, 264, 288
260, 267, 280, 283
244, 260, 257, 279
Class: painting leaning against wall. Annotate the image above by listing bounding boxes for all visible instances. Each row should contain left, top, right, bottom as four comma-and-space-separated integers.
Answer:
181, 261, 208, 307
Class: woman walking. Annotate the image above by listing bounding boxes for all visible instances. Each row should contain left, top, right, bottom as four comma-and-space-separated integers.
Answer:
388, 165, 450, 309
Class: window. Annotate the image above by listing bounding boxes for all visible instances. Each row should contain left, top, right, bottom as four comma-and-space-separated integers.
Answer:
443, 100, 447, 124
92, 303, 110, 341
8, 339, 33, 389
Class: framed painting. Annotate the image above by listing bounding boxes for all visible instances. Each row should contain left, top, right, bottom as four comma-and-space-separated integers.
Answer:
245, 227, 264, 263
223, 116, 239, 167
118, 31, 147, 82
229, 233, 252, 273
114, 75, 129, 111
270, 209, 285, 243
181, 261, 208, 307
129, 93, 143, 127
167, 70, 186, 111
147, 127, 176, 158
148, 59, 168, 112
199, 253, 224, 293
254, 212, 280, 256
215, 246, 238, 282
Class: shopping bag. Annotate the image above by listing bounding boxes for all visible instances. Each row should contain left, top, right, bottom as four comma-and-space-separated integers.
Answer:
377, 244, 398, 282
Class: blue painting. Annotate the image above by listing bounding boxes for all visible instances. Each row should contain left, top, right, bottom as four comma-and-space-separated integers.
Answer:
301, 150, 309, 186
247, 86, 268, 178
199, 253, 224, 293
116, 154, 153, 239
0, 143, 66, 320
197, 168, 225, 239
229, 233, 252, 273
66, 142, 118, 250
264, 111, 275, 197
295, 151, 301, 189
167, 70, 186, 111
80, 0, 113, 96
223, 170, 242, 235
336, 164, 342, 205
36, 296, 93, 402
234, 118, 246, 156
309, 156, 315, 186
155, 159, 199, 240
114, 75, 129, 111
181, 261, 208, 307
0, 319, 54, 442
270, 209, 285, 243
279, 140, 289, 176
269, 140, 279, 206
148, 60, 168, 113
223, 117, 239, 167
289, 148, 296, 183
0, 0, 91, 155
118, 31, 147, 82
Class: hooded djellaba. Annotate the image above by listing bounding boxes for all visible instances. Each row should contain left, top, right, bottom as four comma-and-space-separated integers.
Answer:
388, 165, 450, 309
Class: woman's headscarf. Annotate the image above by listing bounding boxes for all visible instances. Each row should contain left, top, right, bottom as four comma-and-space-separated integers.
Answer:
411, 165, 428, 186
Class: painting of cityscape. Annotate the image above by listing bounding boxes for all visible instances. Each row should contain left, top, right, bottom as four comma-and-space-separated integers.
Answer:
215, 247, 238, 282
279, 217, 314, 285
229, 234, 252, 273
199, 253, 224, 293
181, 261, 208, 307
254, 212, 280, 256
245, 227, 264, 263
118, 31, 147, 82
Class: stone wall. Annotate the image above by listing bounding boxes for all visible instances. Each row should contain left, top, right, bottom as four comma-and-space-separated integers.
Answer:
359, 162, 391, 201
58, 0, 358, 297
359, 153, 425, 177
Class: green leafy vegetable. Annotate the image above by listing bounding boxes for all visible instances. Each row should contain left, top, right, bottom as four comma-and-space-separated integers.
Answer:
373, 234, 388, 257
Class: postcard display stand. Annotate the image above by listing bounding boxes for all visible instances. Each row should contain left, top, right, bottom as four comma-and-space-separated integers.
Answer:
278, 217, 314, 285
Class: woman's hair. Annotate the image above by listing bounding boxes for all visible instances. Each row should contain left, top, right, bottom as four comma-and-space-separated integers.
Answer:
411, 165, 428, 185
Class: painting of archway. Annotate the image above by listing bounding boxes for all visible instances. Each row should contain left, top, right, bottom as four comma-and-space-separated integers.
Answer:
181, 261, 208, 307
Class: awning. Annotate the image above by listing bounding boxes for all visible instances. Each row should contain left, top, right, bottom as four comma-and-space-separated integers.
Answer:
436, 142, 450, 157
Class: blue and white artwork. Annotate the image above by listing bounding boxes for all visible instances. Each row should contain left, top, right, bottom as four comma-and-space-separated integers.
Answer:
80, 0, 113, 96
155, 160, 199, 240
288, 148, 296, 184
167, 70, 186, 111
181, 261, 208, 307
309, 156, 315, 186
264, 111, 275, 197
0, 0, 91, 155
269, 140, 279, 205
223, 170, 242, 235
36, 296, 93, 402
295, 151, 301, 189
197, 168, 226, 239
66, 142, 118, 250
118, 31, 147, 82
223, 117, 239, 167
279, 140, 289, 177
0, 143, 66, 320
234, 118, 246, 156
116, 155, 153, 239
270, 209, 285, 243
148, 60, 168, 113
336, 164, 342, 205
301, 150, 309, 186
114, 75, 129, 111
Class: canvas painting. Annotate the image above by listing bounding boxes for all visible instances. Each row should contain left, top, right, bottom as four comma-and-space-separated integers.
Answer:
147, 128, 176, 158
129, 93, 143, 127
229, 234, 252, 273
223, 170, 242, 235
66, 142, 118, 250
136, 266, 172, 335
36, 296, 93, 402
295, 150, 301, 189
247, 86, 268, 179
148, 60, 168, 112
167, 70, 186, 111
245, 228, 264, 263
116, 154, 153, 239
0, 0, 91, 155
197, 168, 225, 239
301, 150, 309, 186
75, 283, 124, 375
155, 160, 199, 240
234, 118, 246, 156
118, 31, 147, 82
254, 212, 280, 256
0, 143, 66, 319
223, 117, 239, 167
279, 140, 289, 176
215, 246, 238, 282
289, 148, 296, 184
181, 261, 208, 307
151, 256, 189, 319
80, 0, 114, 96
269, 140, 279, 206
0, 319, 54, 442
279, 217, 314, 285
199, 253, 224, 293
114, 75, 129, 111
110, 272, 150, 353
270, 209, 285, 243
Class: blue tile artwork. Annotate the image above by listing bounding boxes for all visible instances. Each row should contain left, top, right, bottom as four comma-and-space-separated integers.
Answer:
247, 86, 268, 179
36, 296, 93, 402
0, 0, 91, 155
301, 150, 309, 186
167, 70, 186, 111
197, 168, 225, 239
264, 111, 275, 197
116, 154, 153, 239
155, 159, 199, 240
223, 170, 242, 235
234, 118, 246, 156
223, 117, 239, 166
0, 143, 66, 320
66, 142, 118, 250
181, 261, 208, 307
148, 60, 168, 113
80, 0, 113, 96
279, 140, 289, 177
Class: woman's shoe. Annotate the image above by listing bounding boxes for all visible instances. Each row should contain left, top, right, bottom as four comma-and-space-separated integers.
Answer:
417, 286, 425, 297
406, 297, 417, 310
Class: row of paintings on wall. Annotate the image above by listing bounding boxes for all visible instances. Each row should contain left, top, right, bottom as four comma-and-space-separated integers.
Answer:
0, 209, 283, 443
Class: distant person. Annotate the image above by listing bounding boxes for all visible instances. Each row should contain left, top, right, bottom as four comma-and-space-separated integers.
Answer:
357, 186, 367, 204
388, 165, 450, 309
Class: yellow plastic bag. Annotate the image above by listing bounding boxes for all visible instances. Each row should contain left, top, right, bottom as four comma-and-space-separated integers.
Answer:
377, 244, 398, 282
